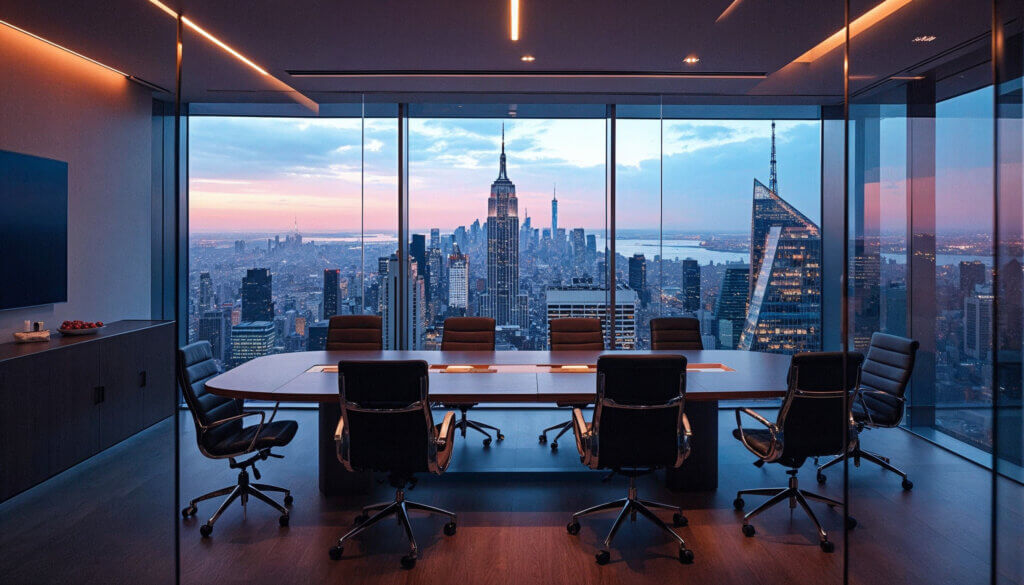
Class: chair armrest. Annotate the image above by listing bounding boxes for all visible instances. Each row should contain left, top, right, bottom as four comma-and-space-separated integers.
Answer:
203, 410, 266, 454
334, 416, 345, 441
734, 407, 780, 460
436, 411, 456, 451
682, 413, 693, 437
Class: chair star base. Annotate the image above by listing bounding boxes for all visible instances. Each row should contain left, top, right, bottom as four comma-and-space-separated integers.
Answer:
816, 441, 913, 489
328, 488, 457, 569
567, 476, 692, 565
181, 455, 291, 537
734, 470, 852, 552
453, 406, 504, 446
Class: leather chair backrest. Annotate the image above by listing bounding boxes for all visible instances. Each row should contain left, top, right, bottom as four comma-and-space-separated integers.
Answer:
650, 317, 703, 350
861, 332, 918, 399
776, 352, 864, 465
337, 360, 435, 473
326, 315, 383, 350
441, 317, 495, 351
592, 355, 687, 469
176, 341, 243, 453
549, 318, 604, 350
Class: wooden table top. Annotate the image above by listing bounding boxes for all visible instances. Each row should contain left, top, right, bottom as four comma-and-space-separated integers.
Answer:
205, 350, 792, 404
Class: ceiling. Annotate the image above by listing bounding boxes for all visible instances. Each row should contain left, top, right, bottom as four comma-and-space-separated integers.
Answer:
2, 0, 1010, 108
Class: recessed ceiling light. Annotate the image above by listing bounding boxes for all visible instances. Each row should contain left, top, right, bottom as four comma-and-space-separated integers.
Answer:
683, 56, 700, 65
913, 35, 936, 42
521, 55, 535, 62
510, 0, 520, 41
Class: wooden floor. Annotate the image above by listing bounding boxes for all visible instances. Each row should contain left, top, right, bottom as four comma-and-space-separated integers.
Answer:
2, 407, 1022, 585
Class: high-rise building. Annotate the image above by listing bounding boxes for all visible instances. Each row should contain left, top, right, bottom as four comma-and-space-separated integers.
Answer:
378, 256, 390, 275
740, 126, 821, 353
448, 246, 469, 312
546, 279, 638, 349
551, 185, 558, 237
715, 263, 749, 349
380, 254, 425, 349
323, 268, 339, 320
410, 234, 426, 276
964, 283, 993, 360
960, 260, 986, 307
229, 321, 275, 366
628, 254, 647, 306
306, 320, 329, 351
430, 228, 440, 251
586, 234, 597, 256
480, 126, 528, 328
198, 309, 227, 362
882, 280, 907, 337
199, 272, 213, 310
241, 268, 274, 322
571, 228, 586, 271
427, 247, 444, 308
682, 259, 700, 313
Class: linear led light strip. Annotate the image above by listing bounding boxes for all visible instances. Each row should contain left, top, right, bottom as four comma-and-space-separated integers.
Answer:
793, 0, 914, 63
288, 70, 766, 79
1, 18, 127, 76
148, 0, 318, 112
511, 0, 520, 41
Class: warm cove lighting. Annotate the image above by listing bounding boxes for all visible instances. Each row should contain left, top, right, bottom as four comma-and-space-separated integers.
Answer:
715, 0, 744, 23
147, 0, 317, 112
792, 0, 914, 63
511, 0, 520, 41
0, 19, 129, 77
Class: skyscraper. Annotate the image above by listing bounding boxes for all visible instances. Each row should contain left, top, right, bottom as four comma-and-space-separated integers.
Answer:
551, 184, 558, 237
199, 272, 213, 310
410, 234, 427, 278
430, 228, 440, 251
323, 268, 339, 320
964, 283, 993, 360
480, 126, 528, 328
682, 259, 700, 313
241, 268, 274, 322
715, 263, 749, 349
230, 321, 275, 366
448, 246, 469, 313
198, 309, 227, 362
546, 279, 638, 349
739, 124, 821, 353
380, 254, 425, 350
571, 228, 586, 271
960, 260, 986, 307
628, 254, 647, 306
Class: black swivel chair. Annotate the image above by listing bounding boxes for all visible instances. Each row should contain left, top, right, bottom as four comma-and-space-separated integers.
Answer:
329, 360, 457, 569
816, 333, 919, 490
567, 355, 694, 565
441, 317, 504, 446
176, 341, 298, 537
733, 352, 863, 552
540, 317, 605, 450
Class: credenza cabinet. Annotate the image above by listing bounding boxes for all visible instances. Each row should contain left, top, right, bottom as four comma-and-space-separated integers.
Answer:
0, 320, 175, 502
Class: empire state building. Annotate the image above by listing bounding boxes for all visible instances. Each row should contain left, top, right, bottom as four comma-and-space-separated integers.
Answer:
481, 127, 528, 328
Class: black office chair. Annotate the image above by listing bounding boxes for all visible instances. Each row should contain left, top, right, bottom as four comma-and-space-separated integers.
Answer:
176, 341, 297, 537
441, 317, 504, 446
540, 317, 605, 450
816, 333, 919, 490
329, 360, 457, 569
567, 355, 694, 565
732, 352, 863, 552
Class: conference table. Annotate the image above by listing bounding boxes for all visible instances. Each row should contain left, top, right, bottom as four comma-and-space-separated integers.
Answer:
205, 349, 792, 495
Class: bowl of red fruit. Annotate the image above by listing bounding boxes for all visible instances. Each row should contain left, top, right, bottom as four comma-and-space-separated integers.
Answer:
58, 320, 105, 335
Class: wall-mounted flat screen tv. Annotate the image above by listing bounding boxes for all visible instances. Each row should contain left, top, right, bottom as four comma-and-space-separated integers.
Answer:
0, 150, 68, 310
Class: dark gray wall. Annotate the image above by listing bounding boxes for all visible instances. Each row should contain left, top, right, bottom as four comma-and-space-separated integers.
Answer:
0, 24, 154, 339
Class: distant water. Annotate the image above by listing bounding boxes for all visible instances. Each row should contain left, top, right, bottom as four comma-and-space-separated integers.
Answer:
593, 237, 748, 265
881, 253, 994, 267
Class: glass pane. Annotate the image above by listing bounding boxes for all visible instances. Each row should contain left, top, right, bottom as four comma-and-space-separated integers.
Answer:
408, 115, 607, 350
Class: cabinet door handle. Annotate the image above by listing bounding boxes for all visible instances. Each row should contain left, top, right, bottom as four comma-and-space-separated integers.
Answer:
93, 386, 105, 405
139, 370, 147, 387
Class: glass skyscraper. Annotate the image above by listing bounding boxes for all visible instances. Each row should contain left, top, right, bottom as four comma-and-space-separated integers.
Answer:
480, 128, 528, 328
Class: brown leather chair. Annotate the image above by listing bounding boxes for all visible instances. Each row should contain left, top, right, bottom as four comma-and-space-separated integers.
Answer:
441, 317, 504, 446
650, 317, 703, 350
541, 318, 605, 450
549, 317, 605, 350
326, 316, 383, 350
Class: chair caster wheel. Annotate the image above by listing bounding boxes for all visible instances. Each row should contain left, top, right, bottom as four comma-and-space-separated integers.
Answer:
181, 505, 196, 517
328, 545, 343, 560
733, 497, 745, 510
753, 460, 765, 468
443, 521, 457, 536
279, 514, 289, 527
353, 513, 369, 525
846, 516, 857, 530
679, 547, 695, 564
284, 494, 294, 506
497, 433, 505, 441
820, 540, 835, 553
199, 523, 213, 537
817, 472, 827, 484
550, 441, 559, 451
483, 437, 492, 447
538, 434, 547, 444
741, 524, 756, 537
902, 478, 914, 491
566, 521, 580, 535
673, 513, 688, 527
595, 550, 610, 565
400, 555, 417, 569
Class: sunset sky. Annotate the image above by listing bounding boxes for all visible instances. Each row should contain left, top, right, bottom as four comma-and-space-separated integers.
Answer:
188, 90, 994, 236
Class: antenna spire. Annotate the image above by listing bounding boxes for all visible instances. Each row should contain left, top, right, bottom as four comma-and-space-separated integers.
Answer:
497, 123, 509, 180
553, 183, 557, 201
769, 120, 778, 195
